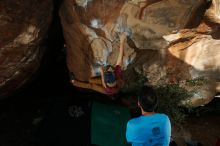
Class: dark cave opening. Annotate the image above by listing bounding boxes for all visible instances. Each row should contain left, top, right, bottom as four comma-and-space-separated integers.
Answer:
0, 1, 124, 145
0, 0, 91, 145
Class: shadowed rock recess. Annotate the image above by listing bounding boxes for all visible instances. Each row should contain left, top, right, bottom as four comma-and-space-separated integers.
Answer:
0, 0, 53, 99
60, 0, 220, 107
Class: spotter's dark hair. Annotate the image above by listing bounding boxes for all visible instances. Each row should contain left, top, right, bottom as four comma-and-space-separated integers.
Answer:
137, 86, 158, 112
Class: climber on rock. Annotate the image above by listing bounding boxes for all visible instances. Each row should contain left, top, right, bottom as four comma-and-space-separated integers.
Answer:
69, 32, 126, 96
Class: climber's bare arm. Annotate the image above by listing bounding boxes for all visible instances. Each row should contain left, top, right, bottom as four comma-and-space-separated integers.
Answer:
116, 33, 126, 66
100, 66, 107, 88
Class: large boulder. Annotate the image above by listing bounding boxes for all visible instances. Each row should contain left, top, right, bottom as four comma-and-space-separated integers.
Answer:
0, 0, 53, 98
162, 0, 220, 107
164, 31, 220, 107
60, 0, 220, 106
60, 0, 205, 81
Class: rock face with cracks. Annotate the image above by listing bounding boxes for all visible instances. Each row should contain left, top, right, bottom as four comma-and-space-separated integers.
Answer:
0, 0, 53, 99
60, 0, 220, 107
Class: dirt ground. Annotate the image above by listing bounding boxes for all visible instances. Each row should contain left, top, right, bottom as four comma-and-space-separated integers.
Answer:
185, 112, 220, 146
172, 98, 220, 146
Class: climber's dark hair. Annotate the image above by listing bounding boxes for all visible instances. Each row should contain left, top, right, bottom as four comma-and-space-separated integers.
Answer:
137, 86, 158, 112
104, 65, 116, 84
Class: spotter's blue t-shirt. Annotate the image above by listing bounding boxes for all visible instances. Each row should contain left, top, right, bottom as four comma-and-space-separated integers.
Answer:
126, 113, 171, 146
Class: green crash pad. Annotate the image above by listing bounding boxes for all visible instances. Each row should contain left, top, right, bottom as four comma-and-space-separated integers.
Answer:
91, 101, 131, 146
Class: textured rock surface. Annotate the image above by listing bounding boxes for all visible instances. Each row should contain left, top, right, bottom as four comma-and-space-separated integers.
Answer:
163, 1, 220, 107
0, 0, 53, 98
60, 0, 220, 106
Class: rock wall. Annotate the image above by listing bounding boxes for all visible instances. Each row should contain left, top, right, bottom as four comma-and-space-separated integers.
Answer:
0, 0, 53, 98
60, 0, 220, 107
